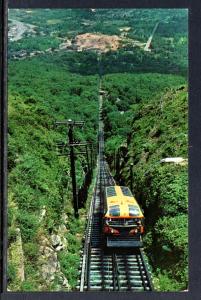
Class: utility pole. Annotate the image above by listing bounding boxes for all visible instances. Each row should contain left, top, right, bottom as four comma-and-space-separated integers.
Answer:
68, 122, 79, 218
55, 119, 84, 218
55, 120, 96, 216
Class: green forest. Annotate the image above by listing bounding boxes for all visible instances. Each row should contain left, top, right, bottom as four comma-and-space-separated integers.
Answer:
8, 8, 188, 291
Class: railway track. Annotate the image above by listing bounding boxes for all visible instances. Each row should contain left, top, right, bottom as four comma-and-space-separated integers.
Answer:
78, 155, 153, 291
77, 80, 154, 292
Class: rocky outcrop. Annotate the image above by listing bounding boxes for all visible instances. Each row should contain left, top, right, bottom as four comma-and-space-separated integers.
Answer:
51, 230, 67, 252
39, 205, 46, 222
38, 234, 69, 289
38, 220, 69, 288
8, 228, 25, 283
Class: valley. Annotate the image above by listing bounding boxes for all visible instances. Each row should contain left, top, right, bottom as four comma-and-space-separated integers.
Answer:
8, 8, 188, 292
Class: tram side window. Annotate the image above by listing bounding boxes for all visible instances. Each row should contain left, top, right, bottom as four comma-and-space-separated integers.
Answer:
121, 186, 132, 197
109, 205, 120, 216
128, 205, 140, 216
106, 186, 116, 197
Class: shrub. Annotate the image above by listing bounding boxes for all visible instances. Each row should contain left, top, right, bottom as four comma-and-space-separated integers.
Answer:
23, 242, 39, 261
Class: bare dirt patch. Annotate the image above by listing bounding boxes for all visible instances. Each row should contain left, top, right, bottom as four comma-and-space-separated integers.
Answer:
73, 33, 122, 53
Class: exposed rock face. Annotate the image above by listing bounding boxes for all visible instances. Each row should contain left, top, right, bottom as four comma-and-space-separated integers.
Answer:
51, 235, 67, 251
38, 206, 69, 290
51, 234, 61, 247
38, 228, 69, 288
40, 249, 57, 281
39, 206, 46, 222
16, 228, 25, 281
40, 248, 69, 288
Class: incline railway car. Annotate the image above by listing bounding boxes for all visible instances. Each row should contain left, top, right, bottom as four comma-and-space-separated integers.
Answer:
103, 186, 144, 248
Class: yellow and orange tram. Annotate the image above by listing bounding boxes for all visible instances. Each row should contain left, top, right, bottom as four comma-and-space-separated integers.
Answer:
103, 185, 144, 248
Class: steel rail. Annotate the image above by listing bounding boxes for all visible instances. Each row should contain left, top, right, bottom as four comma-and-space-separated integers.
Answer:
79, 161, 99, 291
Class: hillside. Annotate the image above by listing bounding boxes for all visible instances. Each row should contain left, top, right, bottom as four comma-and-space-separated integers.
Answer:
8, 57, 99, 290
128, 85, 188, 290
102, 78, 188, 290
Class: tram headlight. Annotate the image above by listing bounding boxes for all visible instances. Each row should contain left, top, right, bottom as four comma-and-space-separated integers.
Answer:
129, 228, 138, 235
